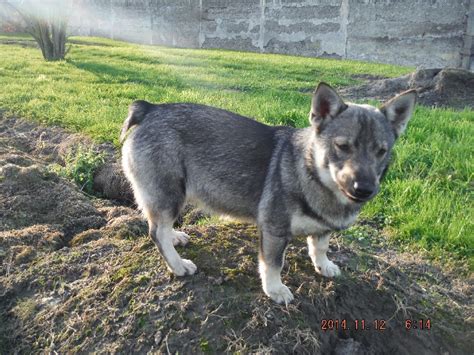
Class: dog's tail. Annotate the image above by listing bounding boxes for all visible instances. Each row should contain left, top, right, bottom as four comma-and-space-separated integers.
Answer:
120, 100, 154, 143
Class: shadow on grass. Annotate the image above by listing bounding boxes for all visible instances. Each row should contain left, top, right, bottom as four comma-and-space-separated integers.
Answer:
0, 39, 37, 48
69, 39, 116, 47
68, 59, 189, 90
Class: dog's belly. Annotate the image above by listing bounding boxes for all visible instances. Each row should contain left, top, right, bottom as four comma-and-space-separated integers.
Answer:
186, 192, 257, 223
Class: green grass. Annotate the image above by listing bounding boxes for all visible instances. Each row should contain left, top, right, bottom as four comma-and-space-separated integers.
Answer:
0, 35, 472, 269
362, 106, 473, 267
51, 146, 105, 195
0, 35, 411, 143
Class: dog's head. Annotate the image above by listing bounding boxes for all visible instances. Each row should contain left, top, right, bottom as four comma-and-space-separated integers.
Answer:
309, 82, 416, 204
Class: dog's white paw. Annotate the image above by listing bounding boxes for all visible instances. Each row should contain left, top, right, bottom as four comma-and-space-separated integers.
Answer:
316, 260, 341, 278
172, 231, 190, 246
172, 259, 197, 276
264, 283, 294, 305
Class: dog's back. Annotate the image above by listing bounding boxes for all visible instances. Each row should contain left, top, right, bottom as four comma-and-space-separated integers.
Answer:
121, 102, 288, 220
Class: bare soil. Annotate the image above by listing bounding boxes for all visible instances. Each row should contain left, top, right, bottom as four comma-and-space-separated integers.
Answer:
0, 114, 472, 354
341, 68, 474, 110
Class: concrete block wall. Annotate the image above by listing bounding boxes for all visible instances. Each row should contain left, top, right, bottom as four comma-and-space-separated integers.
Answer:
43, 0, 474, 69
200, 0, 262, 52
347, 0, 470, 68
198, 0, 348, 57
71, 0, 201, 47
261, 0, 346, 58
461, 0, 474, 70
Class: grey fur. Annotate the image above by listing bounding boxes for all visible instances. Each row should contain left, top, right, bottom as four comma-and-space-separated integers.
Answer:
121, 82, 416, 303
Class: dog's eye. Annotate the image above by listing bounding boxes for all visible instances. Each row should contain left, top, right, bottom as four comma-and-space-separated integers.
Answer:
335, 142, 351, 153
377, 148, 387, 157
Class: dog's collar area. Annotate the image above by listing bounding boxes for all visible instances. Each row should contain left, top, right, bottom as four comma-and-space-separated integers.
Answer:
297, 195, 346, 232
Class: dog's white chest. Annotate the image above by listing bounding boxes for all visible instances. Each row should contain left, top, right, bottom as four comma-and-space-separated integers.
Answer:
290, 213, 327, 236
290, 211, 358, 236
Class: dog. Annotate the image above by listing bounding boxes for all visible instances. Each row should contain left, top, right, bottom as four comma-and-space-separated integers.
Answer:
120, 82, 416, 304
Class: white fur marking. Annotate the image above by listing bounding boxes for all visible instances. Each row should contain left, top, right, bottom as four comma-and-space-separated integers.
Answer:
291, 210, 358, 236
259, 261, 294, 304
172, 230, 190, 246
157, 225, 196, 276
307, 236, 341, 277
313, 142, 351, 205
291, 213, 327, 235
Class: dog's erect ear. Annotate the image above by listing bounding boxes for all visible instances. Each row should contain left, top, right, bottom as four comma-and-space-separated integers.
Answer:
310, 82, 347, 130
380, 90, 417, 138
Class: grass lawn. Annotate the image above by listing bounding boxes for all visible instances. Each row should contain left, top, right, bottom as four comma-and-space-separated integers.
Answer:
0, 34, 472, 270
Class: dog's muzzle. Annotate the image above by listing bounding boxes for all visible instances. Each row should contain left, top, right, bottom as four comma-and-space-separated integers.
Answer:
340, 181, 377, 203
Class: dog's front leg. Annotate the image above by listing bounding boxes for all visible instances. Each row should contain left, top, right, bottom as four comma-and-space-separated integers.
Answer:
258, 231, 294, 304
307, 234, 341, 277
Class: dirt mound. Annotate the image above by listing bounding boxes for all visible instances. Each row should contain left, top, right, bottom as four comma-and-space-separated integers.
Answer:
1, 223, 472, 353
0, 116, 133, 203
93, 161, 134, 203
341, 68, 474, 109
0, 161, 106, 236
0, 116, 472, 353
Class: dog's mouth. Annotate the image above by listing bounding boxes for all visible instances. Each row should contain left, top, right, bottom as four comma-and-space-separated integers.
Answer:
338, 187, 373, 203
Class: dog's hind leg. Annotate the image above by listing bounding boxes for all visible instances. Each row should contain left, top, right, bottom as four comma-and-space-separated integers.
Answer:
307, 234, 340, 277
258, 231, 294, 304
146, 208, 197, 276
123, 134, 193, 275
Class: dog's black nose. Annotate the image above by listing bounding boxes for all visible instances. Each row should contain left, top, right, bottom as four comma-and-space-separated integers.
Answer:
353, 181, 374, 199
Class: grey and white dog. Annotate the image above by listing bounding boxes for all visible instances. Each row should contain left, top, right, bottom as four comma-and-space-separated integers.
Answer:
121, 83, 416, 304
